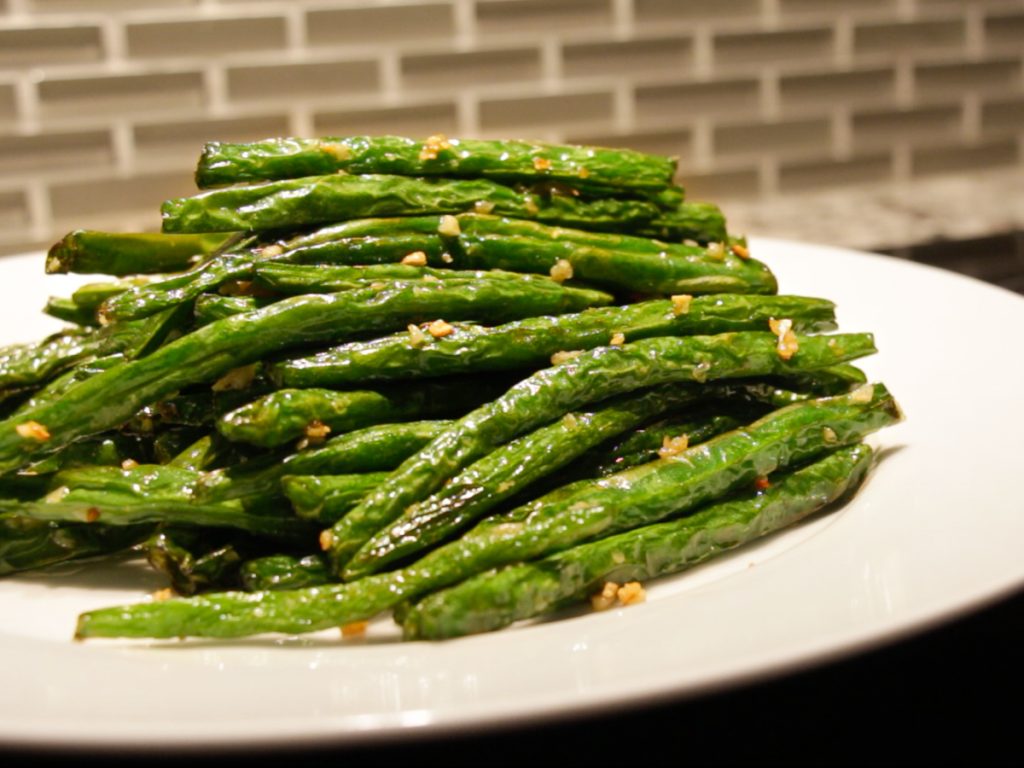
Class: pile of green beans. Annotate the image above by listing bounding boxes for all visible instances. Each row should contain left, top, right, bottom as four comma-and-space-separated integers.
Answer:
0, 135, 901, 642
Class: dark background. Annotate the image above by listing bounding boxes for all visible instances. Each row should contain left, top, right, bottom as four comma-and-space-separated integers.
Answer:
4, 242, 1023, 767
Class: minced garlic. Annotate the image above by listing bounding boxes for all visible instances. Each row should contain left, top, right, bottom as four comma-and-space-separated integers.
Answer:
658, 434, 689, 458
823, 426, 838, 443
438, 214, 461, 237
16, 421, 50, 441
121, 459, 139, 471
591, 582, 619, 611
474, 199, 495, 215
549, 259, 573, 283
427, 319, 454, 338
419, 134, 451, 160
562, 413, 579, 429
259, 244, 284, 258
152, 587, 175, 602
550, 349, 582, 365
616, 581, 646, 606
731, 242, 750, 259
211, 363, 258, 392
849, 383, 875, 403
532, 156, 552, 171
610, 332, 625, 346
401, 250, 428, 266
592, 581, 646, 610
671, 294, 693, 315
320, 141, 352, 160
407, 323, 427, 347
304, 420, 331, 444
768, 317, 798, 360
341, 621, 369, 638
441, 252, 454, 263
707, 242, 725, 261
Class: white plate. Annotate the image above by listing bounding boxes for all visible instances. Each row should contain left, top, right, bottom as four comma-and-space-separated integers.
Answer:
0, 237, 1022, 749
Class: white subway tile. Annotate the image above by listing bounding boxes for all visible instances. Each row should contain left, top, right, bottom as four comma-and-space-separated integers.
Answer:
226, 59, 381, 103
308, 3, 455, 47
562, 36, 694, 80
37, 71, 206, 119
635, 78, 761, 124
0, 129, 114, 178
911, 138, 1018, 176
313, 101, 459, 137
852, 104, 964, 151
778, 152, 892, 192
125, 16, 288, 59
400, 47, 542, 90
981, 96, 1024, 137
712, 27, 835, 72
479, 90, 614, 132
0, 25, 104, 68
475, 0, 613, 37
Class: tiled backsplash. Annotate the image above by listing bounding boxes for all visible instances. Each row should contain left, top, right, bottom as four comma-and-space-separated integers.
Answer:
0, 0, 1022, 255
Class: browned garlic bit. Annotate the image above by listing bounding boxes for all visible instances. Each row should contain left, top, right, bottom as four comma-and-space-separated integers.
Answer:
768, 317, 799, 360
16, 421, 50, 441
304, 420, 332, 445
401, 250, 428, 266
340, 621, 369, 638
211, 363, 258, 392
120, 458, 139, 470
591, 582, 620, 611
549, 259, 573, 283
427, 319, 454, 338
658, 434, 689, 458
731, 243, 750, 259
419, 134, 451, 161
610, 332, 626, 346
591, 581, 647, 610
438, 214, 461, 237
617, 581, 646, 606
532, 156, 552, 171
84, 507, 101, 523
671, 294, 693, 315
407, 323, 427, 347
577, 166, 590, 179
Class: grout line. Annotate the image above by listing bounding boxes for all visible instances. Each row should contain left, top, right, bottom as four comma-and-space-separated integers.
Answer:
612, 0, 634, 36
961, 93, 981, 143
453, 0, 475, 46
24, 179, 52, 244
12, 73, 37, 133
110, 118, 134, 175
833, 106, 852, 159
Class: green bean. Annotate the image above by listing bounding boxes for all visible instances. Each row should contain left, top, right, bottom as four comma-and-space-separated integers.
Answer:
325, 331, 878, 574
